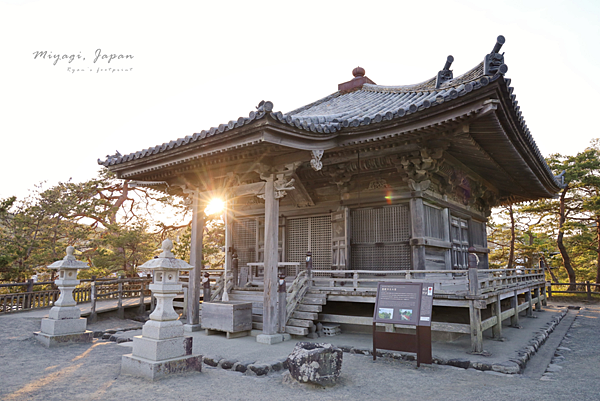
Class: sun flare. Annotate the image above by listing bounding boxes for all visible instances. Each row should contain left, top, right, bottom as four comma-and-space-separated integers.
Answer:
204, 198, 225, 216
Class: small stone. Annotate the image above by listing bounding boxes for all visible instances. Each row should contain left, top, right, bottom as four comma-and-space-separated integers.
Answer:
448, 359, 470, 369
232, 360, 255, 373
219, 359, 237, 370
269, 361, 283, 372
557, 346, 571, 351
350, 347, 371, 356
109, 335, 118, 342
546, 364, 563, 372
93, 331, 104, 338
491, 361, 520, 374
116, 337, 129, 344
105, 330, 117, 334
471, 362, 492, 371
203, 356, 222, 367
247, 364, 270, 376
338, 345, 353, 353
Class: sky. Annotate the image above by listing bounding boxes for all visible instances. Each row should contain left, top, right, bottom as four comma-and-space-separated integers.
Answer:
1, 0, 599, 201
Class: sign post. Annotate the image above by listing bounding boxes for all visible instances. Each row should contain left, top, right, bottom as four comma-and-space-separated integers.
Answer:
372, 282, 434, 367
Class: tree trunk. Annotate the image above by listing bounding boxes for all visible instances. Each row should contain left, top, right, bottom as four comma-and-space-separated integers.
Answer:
557, 186, 577, 290
596, 215, 600, 285
508, 205, 515, 269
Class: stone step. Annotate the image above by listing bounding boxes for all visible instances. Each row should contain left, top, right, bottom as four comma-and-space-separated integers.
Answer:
306, 290, 327, 298
285, 325, 308, 336
296, 304, 322, 313
291, 311, 318, 320
301, 297, 327, 305
287, 319, 314, 328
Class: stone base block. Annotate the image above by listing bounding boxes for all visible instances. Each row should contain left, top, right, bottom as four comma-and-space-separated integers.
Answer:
131, 335, 187, 361
183, 324, 203, 332
121, 353, 202, 380
34, 330, 93, 347
41, 317, 87, 336
49, 306, 81, 320
142, 320, 183, 340
256, 333, 284, 345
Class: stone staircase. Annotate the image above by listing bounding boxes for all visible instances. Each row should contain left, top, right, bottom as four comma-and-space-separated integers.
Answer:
285, 289, 327, 336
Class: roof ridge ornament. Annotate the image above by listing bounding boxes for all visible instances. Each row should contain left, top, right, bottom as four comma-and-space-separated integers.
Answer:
435, 55, 454, 89
484, 35, 509, 76
338, 67, 376, 93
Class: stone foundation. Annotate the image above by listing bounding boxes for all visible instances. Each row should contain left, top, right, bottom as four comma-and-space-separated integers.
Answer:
34, 330, 93, 347
121, 354, 202, 380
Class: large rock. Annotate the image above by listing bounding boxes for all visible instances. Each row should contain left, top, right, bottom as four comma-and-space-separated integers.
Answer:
286, 342, 343, 386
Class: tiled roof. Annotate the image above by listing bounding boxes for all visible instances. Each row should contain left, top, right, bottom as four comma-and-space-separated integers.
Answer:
98, 44, 557, 189
98, 63, 503, 168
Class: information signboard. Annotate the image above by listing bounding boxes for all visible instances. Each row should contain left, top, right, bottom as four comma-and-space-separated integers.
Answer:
372, 282, 435, 367
373, 282, 434, 326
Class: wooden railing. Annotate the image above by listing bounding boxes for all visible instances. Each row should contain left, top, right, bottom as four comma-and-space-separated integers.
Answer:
0, 280, 58, 313
286, 270, 310, 321
0, 277, 152, 315
309, 267, 546, 295
548, 281, 600, 299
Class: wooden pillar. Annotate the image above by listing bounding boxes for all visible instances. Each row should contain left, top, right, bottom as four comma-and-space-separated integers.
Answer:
410, 195, 426, 271
186, 194, 205, 328
492, 296, 503, 339
468, 254, 482, 353
222, 198, 233, 301
262, 175, 279, 336
510, 290, 520, 327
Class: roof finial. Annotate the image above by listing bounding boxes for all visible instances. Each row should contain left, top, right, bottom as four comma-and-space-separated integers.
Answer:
484, 35, 508, 76
352, 67, 365, 78
435, 55, 454, 89
338, 66, 375, 93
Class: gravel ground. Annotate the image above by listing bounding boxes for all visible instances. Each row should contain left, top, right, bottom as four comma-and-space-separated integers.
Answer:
1, 302, 598, 401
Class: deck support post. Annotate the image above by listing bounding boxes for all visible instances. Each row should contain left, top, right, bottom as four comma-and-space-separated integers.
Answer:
510, 290, 520, 328
492, 296, 503, 339
534, 286, 542, 311
542, 284, 548, 306
185, 192, 205, 332
468, 249, 482, 353
525, 289, 533, 317
257, 174, 284, 344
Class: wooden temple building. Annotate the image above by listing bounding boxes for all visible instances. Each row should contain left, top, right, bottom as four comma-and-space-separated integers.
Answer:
99, 36, 563, 351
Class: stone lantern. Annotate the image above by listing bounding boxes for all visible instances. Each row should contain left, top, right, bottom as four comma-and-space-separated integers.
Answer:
121, 239, 202, 380
34, 246, 93, 347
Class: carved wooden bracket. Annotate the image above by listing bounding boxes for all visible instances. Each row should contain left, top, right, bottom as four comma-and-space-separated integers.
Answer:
395, 147, 445, 191
310, 150, 324, 171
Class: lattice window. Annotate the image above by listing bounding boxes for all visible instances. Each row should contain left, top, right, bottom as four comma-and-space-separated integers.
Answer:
350, 205, 411, 271
424, 204, 445, 240
451, 216, 469, 269
471, 220, 486, 247
233, 219, 257, 269
286, 216, 332, 275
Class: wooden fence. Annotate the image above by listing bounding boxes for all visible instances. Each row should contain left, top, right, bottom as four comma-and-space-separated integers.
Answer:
0, 277, 152, 315
547, 281, 600, 300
